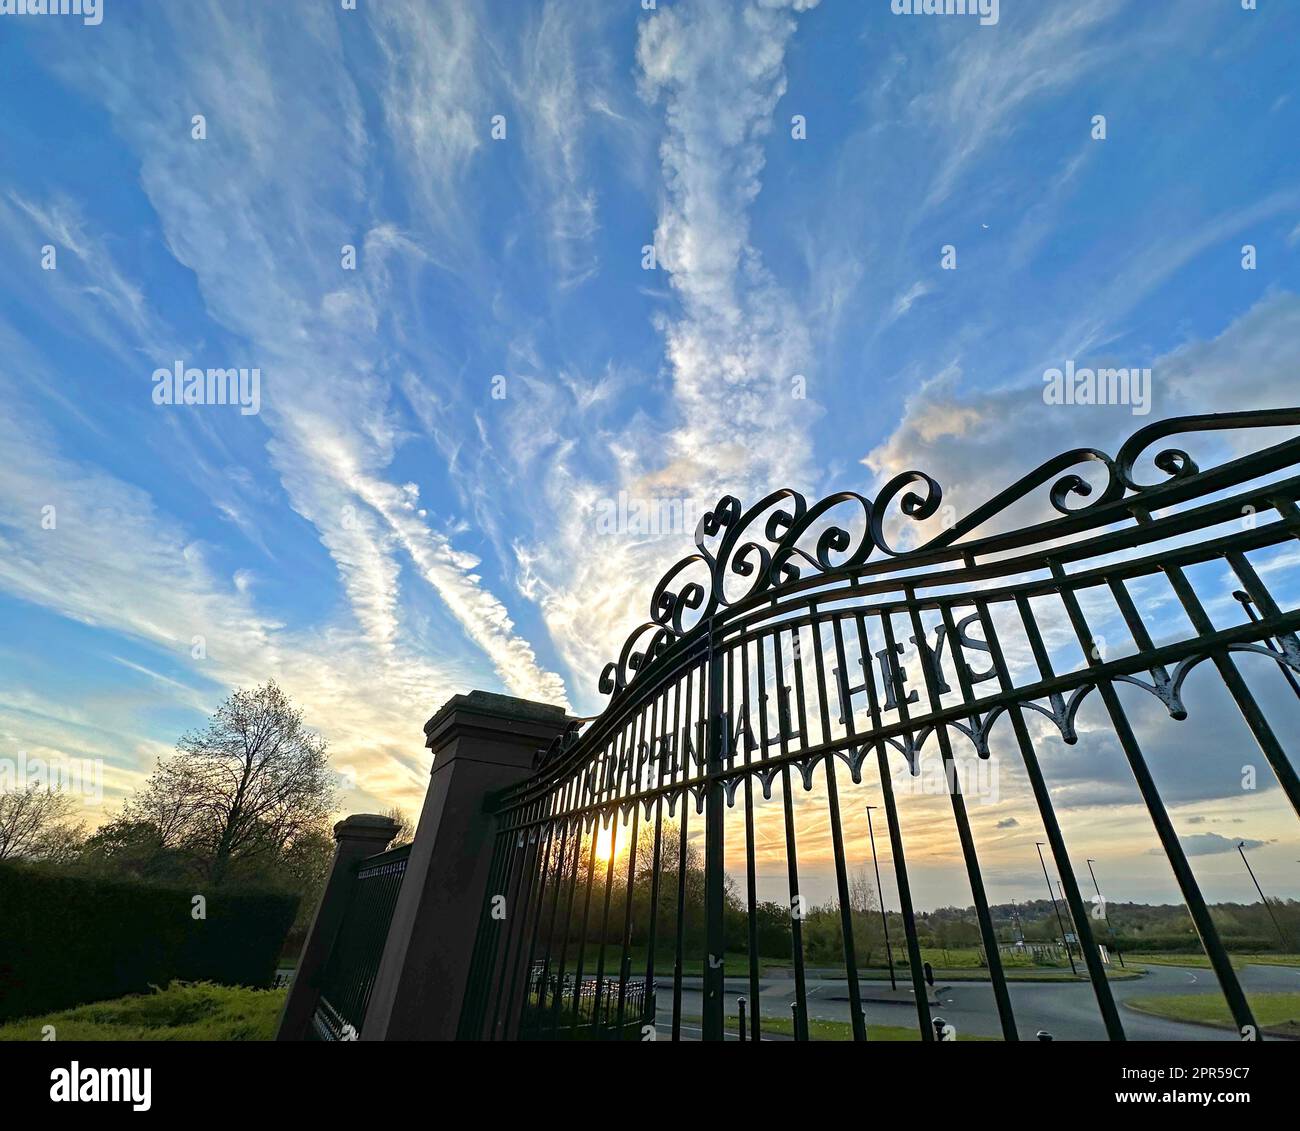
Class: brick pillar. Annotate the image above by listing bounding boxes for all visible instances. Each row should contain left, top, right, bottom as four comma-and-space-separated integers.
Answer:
361, 691, 568, 1040
276, 812, 400, 1041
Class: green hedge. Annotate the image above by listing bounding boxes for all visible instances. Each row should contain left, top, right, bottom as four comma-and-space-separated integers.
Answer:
0, 862, 298, 1022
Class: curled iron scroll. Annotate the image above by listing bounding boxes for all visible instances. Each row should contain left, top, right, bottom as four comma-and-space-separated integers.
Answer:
597, 408, 1300, 699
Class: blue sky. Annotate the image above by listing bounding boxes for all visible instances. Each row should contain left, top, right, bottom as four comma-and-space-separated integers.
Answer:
1, 0, 1298, 906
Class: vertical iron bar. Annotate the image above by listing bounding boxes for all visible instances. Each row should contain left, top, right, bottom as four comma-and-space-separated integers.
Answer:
494, 796, 546, 1038
740, 636, 763, 1042
590, 724, 629, 1037
1166, 556, 1300, 817
644, 689, 668, 1038
548, 809, 585, 1036
894, 597, 1018, 1041
614, 803, 641, 1036
517, 810, 556, 1029
811, 613, 867, 1040
645, 792, 665, 1035
535, 784, 572, 1025
1051, 561, 1260, 1038
569, 802, 602, 1036
458, 826, 513, 1039
616, 700, 652, 1034
670, 665, 695, 1041
851, 612, 933, 1040
703, 621, 727, 1041
1233, 590, 1300, 699
965, 597, 1126, 1039
772, 628, 810, 1040
865, 806, 896, 990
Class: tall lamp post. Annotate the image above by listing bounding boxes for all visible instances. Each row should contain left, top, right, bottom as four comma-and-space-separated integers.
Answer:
1086, 858, 1125, 968
1056, 879, 1084, 959
866, 805, 897, 990
1237, 841, 1292, 952
1036, 841, 1077, 975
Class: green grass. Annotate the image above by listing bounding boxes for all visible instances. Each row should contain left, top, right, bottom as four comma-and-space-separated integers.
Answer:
756, 1014, 994, 1041
1127, 952, 1300, 971
612, 943, 1140, 983
766, 947, 1014, 971
624, 945, 1011, 977
680, 1012, 993, 1041
1124, 992, 1300, 1037
763, 946, 1137, 982
925, 967, 1140, 982
0, 982, 286, 1042
917, 948, 987, 969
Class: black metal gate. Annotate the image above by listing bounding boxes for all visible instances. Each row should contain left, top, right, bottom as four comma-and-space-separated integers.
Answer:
310, 844, 410, 1040
460, 409, 1300, 1041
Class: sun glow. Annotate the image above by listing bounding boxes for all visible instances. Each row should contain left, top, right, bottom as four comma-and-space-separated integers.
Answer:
594, 822, 620, 863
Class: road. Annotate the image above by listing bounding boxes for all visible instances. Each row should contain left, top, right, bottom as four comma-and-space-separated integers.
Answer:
654, 963, 1300, 1041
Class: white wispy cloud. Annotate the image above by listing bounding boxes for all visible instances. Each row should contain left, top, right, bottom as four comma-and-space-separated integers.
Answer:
0, 377, 480, 820
0, 1, 583, 825
64, 0, 572, 709
507, 0, 824, 705
368, 0, 485, 242
508, 0, 607, 289
0, 191, 176, 363
889, 280, 931, 323
914, 0, 1126, 211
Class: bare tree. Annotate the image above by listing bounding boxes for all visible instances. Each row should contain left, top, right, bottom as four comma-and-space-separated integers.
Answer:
119, 757, 203, 852
385, 806, 415, 848
126, 681, 336, 884
849, 866, 881, 916
848, 865, 885, 965
0, 785, 86, 862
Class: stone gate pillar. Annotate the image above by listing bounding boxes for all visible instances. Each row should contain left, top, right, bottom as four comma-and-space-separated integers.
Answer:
361, 691, 569, 1040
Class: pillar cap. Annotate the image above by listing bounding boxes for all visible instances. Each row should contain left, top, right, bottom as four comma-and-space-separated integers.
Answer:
423, 690, 570, 752
333, 812, 402, 844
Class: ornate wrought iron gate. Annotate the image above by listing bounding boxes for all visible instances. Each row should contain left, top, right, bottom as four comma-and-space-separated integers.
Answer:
459, 409, 1300, 1042
310, 844, 409, 1040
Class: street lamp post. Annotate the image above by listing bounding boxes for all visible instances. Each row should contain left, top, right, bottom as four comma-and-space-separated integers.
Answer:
1037, 841, 1077, 975
1056, 879, 1084, 958
1237, 841, 1292, 952
1086, 857, 1125, 968
866, 805, 897, 991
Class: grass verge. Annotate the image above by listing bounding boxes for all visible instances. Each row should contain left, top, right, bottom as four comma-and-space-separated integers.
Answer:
0, 982, 286, 1042
679, 1012, 993, 1041
1127, 953, 1300, 971
1124, 992, 1300, 1038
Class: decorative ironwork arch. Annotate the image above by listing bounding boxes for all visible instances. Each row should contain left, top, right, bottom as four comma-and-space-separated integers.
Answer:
462, 408, 1300, 1043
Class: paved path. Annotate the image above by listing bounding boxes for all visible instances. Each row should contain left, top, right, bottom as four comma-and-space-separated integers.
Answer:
656, 963, 1300, 1041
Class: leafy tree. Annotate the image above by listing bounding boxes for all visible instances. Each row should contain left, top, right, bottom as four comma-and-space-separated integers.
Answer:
79, 818, 194, 883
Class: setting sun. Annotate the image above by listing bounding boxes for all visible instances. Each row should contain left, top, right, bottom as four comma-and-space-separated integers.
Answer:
594, 822, 621, 863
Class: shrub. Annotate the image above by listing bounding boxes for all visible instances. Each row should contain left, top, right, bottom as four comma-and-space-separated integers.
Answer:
0, 862, 297, 1022
0, 982, 287, 1041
